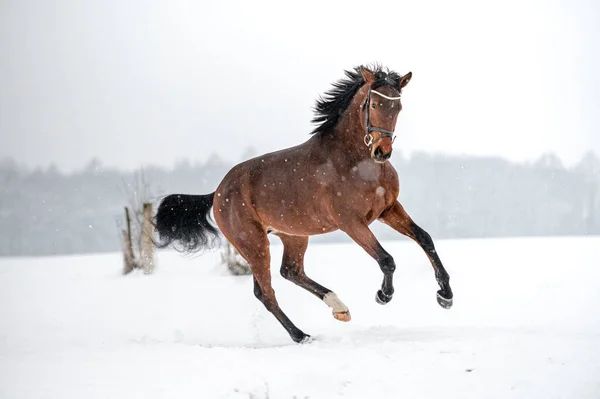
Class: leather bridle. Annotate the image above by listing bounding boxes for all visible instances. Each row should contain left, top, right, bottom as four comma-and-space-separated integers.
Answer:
362, 88, 401, 147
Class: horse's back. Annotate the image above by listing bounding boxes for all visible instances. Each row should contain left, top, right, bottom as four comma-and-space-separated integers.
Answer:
214, 140, 340, 235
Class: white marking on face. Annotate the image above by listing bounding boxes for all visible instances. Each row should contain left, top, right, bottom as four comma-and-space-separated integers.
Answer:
323, 292, 349, 313
376, 186, 386, 197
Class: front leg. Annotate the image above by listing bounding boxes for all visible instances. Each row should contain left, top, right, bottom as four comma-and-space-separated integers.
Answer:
340, 222, 396, 305
379, 201, 453, 309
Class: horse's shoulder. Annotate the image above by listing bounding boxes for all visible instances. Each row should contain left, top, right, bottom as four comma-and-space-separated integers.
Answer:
382, 162, 399, 181
381, 163, 400, 196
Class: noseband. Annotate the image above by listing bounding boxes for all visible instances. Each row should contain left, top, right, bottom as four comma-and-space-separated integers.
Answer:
362, 89, 401, 147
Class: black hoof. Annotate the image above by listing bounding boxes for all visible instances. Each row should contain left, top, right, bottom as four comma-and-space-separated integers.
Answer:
375, 289, 393, 305
294, 334, 312, 344
436, 291, 453, 309
291, 332, 312, 344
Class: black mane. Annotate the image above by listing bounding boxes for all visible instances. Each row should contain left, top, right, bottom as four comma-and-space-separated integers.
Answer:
311, 64, 402, 135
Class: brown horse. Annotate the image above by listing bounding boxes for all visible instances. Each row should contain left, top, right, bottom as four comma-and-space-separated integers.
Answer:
155, 65, 453, 343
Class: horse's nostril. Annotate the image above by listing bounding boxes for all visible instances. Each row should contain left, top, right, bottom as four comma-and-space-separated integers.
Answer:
373, 146, 391, 161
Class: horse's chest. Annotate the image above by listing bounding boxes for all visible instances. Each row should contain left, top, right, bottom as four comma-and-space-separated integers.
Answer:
332, 175, 393, 220
364, 187, 391, 221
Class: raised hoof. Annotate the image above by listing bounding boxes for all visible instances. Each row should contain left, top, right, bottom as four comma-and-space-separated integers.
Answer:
375, 289, 393, 305
436, 291, 453, 309
333, 310, 351, 322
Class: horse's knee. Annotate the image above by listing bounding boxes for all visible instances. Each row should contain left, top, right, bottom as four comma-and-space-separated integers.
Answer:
378, 253, 396, 273
412, 224, 435, 253
280, 263, 300, 280
280, 265, 291, 279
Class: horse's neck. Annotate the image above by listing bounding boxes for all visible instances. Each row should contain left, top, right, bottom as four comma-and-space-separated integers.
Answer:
324, 103, 396, 185
309, 130, 392, 189
330, 104, 369, 159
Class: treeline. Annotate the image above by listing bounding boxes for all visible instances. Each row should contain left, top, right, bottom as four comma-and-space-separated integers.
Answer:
0, 150, 598, 256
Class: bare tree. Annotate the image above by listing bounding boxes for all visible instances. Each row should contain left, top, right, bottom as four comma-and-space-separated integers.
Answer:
220, 241, 251, 276
121, 169, 156, 274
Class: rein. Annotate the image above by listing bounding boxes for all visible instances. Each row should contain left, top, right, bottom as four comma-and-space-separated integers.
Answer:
362, 89, 401, 147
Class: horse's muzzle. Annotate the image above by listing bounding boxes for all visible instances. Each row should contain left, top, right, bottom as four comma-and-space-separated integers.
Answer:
373, 146, 392, 163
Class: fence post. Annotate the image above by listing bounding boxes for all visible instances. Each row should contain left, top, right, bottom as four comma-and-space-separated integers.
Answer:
140, 202, 155, 275
122, 207, 136, 274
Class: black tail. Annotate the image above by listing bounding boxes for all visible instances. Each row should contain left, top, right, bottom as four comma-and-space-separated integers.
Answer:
154, 193, 220, 253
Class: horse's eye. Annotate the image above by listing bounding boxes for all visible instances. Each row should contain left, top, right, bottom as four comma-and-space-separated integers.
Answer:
371, 103, 376, 109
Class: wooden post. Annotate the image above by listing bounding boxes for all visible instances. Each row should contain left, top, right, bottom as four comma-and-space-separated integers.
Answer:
140, 202, 155, 275
125, 207, 134, 258
221, 240, 251, 275
122, 207, 136, 274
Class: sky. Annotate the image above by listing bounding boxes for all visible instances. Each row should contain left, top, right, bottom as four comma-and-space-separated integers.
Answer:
1, 0, 599, 172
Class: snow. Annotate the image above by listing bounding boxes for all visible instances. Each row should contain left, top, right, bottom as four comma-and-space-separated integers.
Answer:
1, 236, 599, 398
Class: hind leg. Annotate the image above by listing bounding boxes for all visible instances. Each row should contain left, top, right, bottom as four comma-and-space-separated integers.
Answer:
252, 275, 310, 343
277, 234, 351, 322
221, 220, 310, 343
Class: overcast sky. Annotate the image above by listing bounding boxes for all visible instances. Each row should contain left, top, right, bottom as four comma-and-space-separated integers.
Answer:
1, 0, 599, 171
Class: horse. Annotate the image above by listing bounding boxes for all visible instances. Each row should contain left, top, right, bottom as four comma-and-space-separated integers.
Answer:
154, 64, 453, 343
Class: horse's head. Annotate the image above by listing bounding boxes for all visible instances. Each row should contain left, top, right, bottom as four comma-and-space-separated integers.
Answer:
359, 69, 412, 163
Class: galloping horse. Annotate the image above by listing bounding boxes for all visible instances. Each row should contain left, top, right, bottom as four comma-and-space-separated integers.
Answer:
155, 65, 453, 343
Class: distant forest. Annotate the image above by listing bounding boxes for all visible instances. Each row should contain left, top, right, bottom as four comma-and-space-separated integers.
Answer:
0, 149, 599, 256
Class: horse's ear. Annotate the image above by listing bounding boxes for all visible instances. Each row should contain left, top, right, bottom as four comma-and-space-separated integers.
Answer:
361, 69, 377, 84
398, 72, 412, 89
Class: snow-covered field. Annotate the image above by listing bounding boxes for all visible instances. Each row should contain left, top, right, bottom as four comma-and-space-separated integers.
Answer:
0, 236, 599, 398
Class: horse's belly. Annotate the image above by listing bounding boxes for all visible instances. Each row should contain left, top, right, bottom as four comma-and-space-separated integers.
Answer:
260, 207, 338, 236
